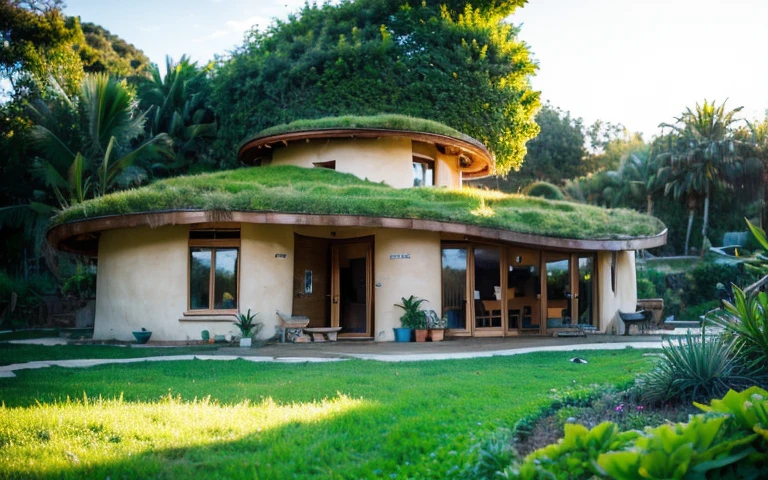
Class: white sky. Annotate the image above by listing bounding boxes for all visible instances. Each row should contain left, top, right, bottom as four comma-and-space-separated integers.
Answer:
64, 0, 768, 139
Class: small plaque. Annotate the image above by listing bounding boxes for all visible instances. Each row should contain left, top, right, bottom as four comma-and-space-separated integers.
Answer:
389, 254, 411, 260
275, 253, 287, 259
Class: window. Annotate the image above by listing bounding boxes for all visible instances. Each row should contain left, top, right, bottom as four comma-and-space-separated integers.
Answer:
189, 227, 240, 312
413, 158, 435, 187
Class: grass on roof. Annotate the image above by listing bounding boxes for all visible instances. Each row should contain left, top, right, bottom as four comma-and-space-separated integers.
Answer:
239, 114, 483, 149
52, 166, 666, 240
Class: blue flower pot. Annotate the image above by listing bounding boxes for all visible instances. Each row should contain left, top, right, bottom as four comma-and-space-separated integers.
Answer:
132, 330, 152, 344
393, 327, 412, 342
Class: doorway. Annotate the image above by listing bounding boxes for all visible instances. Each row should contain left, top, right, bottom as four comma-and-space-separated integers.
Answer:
292, 235, 373, 338
543, 253, 595, 330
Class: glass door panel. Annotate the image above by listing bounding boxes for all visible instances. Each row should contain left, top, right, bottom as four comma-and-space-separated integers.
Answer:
507, 248, 540, 331
442, 247, 467, 330
473, 247, 502, 329
576, 255, 595, 326
545, 255, 572, 328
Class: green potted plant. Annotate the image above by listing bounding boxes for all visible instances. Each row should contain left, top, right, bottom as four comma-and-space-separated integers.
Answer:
394, 295, 427, 342
232, 309, 262, 347
426, 310, 447, 342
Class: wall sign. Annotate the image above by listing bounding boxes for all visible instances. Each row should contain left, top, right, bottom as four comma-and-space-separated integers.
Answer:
389, 254, 411, 260
275, 253, 287, 258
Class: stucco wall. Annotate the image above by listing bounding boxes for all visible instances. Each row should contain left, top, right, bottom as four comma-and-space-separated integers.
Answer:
94, 226, 188, 341
94, 224, 295, 342
272, 138, 414, 188
239, 224, 294, 339
597, 250, 637, 334
373, 229, 442, 341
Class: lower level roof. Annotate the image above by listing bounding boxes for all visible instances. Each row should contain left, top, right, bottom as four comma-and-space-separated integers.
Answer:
48, 166, 667, 254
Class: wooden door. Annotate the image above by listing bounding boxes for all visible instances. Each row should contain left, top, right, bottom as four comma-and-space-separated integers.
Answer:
331, 241, 373, 337
292, 235, 331, 327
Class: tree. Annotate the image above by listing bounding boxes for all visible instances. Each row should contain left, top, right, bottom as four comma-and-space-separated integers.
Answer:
28, 73, 172, 208
74, 20, 151, 78
136, 56, 217, 176
212, 0, 540, 173
0, 0, 83, 97
657, 99, 743, 255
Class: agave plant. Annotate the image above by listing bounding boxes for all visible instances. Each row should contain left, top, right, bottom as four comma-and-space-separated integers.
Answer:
232, 309, 262, 338
641, 328, 753, 405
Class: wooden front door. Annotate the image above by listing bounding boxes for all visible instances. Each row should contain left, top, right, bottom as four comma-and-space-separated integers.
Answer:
331, 241, 373, 337
292, 235, 331, 327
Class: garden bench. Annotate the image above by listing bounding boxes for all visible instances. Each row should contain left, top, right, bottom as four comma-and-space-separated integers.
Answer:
303, 327, 342, 342
275, 310, 310, 343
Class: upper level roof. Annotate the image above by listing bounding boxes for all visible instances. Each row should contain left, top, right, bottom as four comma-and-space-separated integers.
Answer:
237, 115, 495, 179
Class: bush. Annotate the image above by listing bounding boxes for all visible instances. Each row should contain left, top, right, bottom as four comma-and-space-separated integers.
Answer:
716, 286, 768, 380
492, 387, 768, 479
641, 329, 754, 405
522, 181, 565, 201
0, 271, 56, 328
678, 299, 721, 321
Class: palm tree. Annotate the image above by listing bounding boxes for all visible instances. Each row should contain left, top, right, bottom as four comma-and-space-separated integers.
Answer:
737, 118, 768, 228
28, 73, 172, 208
657, 99, 743, 255
137, 55, 217, 175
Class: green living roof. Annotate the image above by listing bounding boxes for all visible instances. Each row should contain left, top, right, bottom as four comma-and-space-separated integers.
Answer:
238, 114, 486, 152
52, 166, 666, 241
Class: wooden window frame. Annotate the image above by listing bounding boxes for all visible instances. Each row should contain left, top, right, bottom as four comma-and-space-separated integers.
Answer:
186, 226, 241, 316
412, 156, 436, 187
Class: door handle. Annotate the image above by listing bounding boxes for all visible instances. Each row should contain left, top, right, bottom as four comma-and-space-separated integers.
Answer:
332, 295, 339, 304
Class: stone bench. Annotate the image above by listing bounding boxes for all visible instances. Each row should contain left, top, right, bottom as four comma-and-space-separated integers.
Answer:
303, 327, 342, 342
276, 311, 310, 343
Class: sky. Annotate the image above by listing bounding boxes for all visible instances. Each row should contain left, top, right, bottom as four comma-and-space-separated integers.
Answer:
63, 0, 768, 139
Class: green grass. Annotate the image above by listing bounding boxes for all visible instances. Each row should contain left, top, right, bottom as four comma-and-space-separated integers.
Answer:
239, 114, 483, 150
0, 349, 654, 479
0, 343, 222, 366
0, 329, 63, 341
53, 166, 665, 240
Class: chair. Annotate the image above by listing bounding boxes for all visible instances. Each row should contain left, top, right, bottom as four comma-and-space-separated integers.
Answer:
275, 310, 310, 343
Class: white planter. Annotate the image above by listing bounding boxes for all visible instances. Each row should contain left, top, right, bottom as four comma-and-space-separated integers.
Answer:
239, 337, 252, 348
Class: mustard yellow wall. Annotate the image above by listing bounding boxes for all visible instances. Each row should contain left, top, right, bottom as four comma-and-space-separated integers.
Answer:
272, 138, 414, 188
597, 250, 637, 333
270, 137, 464, 189
373, 229, 442, 341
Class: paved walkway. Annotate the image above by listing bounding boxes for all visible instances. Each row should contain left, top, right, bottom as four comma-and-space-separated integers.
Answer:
0, 335, 665, 378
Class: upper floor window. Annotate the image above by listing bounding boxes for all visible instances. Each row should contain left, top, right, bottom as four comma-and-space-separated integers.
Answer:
189, 226, 240, 312
413, 158, 435, 187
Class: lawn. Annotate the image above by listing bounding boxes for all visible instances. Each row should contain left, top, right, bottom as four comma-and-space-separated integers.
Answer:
0, 349, 654, 479
0, 343, 223, 366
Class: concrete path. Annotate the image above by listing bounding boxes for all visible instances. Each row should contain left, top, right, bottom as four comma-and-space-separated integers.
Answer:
0, 337, 663, 378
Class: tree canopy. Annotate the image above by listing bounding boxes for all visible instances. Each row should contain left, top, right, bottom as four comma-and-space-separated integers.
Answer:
212, 0, 540, 174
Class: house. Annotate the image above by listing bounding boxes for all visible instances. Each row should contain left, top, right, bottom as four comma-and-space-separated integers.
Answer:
47, 116, 667, 341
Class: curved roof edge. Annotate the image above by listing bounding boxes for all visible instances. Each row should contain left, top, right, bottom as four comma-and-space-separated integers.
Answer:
238, 128, 495, 179
48, 210, 668, 256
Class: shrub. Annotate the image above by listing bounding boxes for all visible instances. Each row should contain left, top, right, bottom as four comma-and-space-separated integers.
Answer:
496, 387, 768, 479
715, 286, 768, 380
0, 271, 57, 328
641, 329, 754, 405
523, 181, 565, 201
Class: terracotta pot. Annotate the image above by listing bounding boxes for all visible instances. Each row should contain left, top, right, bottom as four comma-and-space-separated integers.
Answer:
429, 329, 445, 342
415, 329, 429, 342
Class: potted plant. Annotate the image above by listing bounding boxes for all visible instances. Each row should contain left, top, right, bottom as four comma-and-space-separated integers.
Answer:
232, 309, 262, 347
394, 295, 427, 342
132, 327, 152, 344
426, 310, 447, 342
